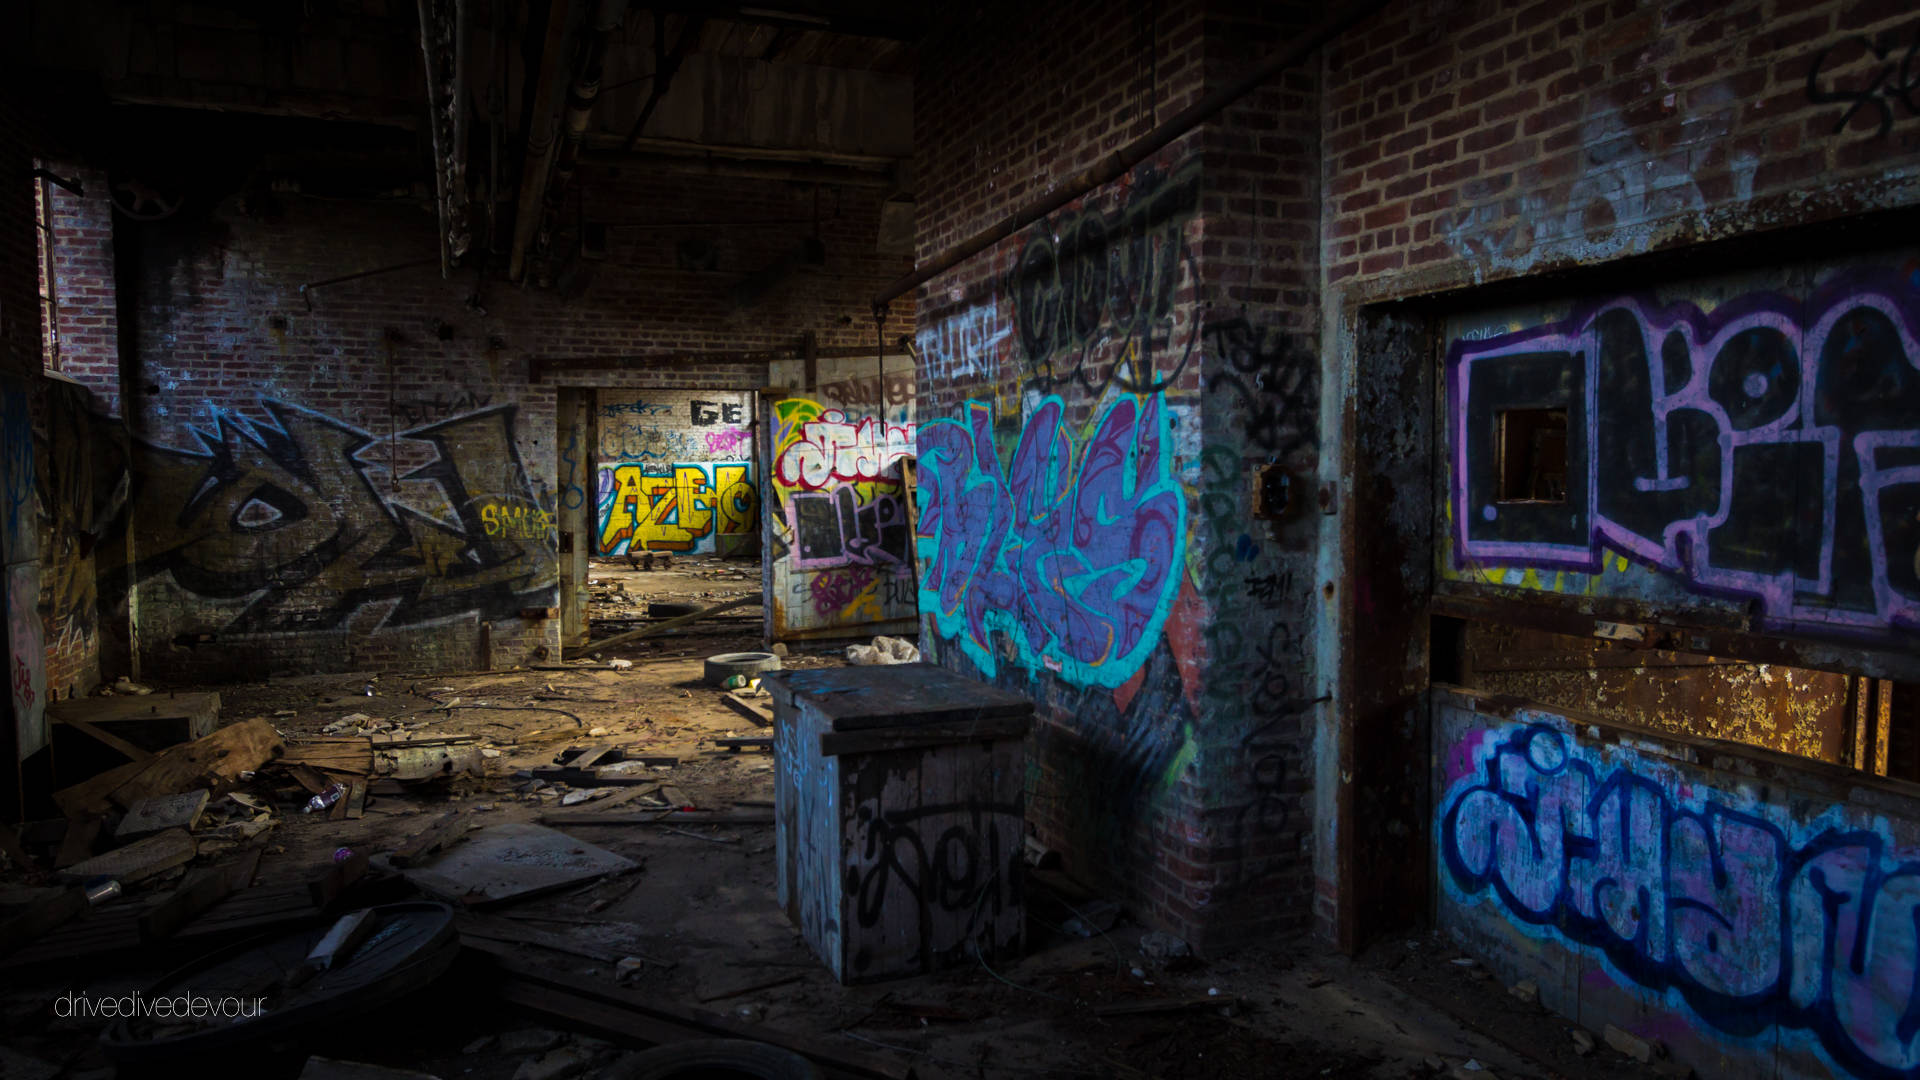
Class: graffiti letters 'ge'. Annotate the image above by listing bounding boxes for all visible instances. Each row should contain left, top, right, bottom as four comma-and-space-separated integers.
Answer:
1443, 719, 1920, 1079
1451, 273, 1920, 635
916, 394, 1186, 689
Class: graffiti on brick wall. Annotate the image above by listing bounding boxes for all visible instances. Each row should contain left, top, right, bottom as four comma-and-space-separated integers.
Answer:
40, 384, 100, 665
1450, 271, 1920, 635
1440, 103, 1759, 272
1010, 161, 1202, 396
596, 462, 757, 555
917, 394, 1186, 689
599, 396, 752, 463
917, 307, 1012, 385
101, 400, 557, 632
1806, 24, 1920, 139
1442, 717, 1920, 1079
818, 370, 915, 421
1203, 320, 1320, 458
2, 377, 35, 563
7, 563, 46, 757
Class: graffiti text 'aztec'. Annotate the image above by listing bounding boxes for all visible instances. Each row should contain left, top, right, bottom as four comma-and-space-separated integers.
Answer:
597, 462, 756, 555
1443, 721, 1920, 1078
1451, 274, 1920, 633
916, 395, 1186, 689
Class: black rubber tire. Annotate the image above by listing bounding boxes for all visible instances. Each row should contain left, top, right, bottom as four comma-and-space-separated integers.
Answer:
615, 1038, 823, 1080
704, 651, 783, 685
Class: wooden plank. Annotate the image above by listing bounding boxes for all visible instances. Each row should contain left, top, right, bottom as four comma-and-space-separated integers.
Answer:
308, 849, 370, 908
538, 810, 774, 826
54, 817, 101, 868
138, 865, 239, 942
389, 811, 471, 868
819, 716, 1033, 757
574, 593, 762, 653
55, 715, 154, 763
54, 718, 284, 817
714, 736, 773, 752
773, 664, 1034, 731
58, 828, 198, 884
722, 692, 775, 727
475, 944, 912, 1080
115, 790, 210, 841
567, 745, 617, 769
0, 888, 87, 957
1093, 994, 1234, 1017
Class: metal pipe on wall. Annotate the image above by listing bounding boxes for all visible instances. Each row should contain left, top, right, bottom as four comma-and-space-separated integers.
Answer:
868, 0, 1393, 309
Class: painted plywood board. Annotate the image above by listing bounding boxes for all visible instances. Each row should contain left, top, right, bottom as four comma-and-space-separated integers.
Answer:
402, 823, 636, 906
765, 353, 917, 640
7, 563, 46, 761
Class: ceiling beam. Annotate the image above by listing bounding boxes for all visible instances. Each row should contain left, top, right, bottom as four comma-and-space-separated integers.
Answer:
633, 3, 921, 42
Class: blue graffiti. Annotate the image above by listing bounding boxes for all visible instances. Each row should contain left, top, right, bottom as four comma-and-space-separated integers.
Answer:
915, 393, 1185, 689
1441, 721, 1920, 1078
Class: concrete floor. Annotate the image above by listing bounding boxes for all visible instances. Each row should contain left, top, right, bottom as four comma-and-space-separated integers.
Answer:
2, 557, 1651, 1078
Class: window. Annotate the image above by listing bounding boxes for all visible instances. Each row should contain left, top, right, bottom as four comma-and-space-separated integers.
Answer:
1495, 407, 1566, 503
33, 162, 57, 371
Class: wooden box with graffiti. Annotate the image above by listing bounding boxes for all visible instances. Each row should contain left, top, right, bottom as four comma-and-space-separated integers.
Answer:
769, 663, 1033, 984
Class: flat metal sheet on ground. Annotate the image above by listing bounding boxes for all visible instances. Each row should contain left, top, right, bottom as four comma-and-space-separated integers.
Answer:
401, 823, 635, 906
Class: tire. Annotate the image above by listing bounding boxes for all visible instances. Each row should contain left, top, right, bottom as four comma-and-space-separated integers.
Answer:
615, 1038, 823, 1080
704, 651, 783, 685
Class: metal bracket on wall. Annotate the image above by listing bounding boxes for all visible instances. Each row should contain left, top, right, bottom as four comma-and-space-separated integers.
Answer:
298, 258, 442, 312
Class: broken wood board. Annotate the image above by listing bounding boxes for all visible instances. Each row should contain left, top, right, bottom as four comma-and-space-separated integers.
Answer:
478, 945, 912, 1080
138, 862, 244, 942
58, 828, 197, 885
54, 718, 283, 817
47, 691, 220, 750
55, 817, 101, 868
114, 790, 210, 842
403, 823, 636, 907
540, 810, 774, 827
55, 715, 153, 764
389, 812, 473, 868
713, 736, 772, 753
722, 692, 774, 727
280, 738, 375, 774
0, 888, 88, 957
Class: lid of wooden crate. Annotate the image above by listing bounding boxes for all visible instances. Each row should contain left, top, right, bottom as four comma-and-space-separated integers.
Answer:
771, 663, 1034, 731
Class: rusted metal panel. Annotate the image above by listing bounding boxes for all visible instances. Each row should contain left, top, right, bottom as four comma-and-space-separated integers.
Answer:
1341, 306, 1437, 950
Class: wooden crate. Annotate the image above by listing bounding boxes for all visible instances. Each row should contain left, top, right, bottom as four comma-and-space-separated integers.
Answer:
770, 664, 1033, 984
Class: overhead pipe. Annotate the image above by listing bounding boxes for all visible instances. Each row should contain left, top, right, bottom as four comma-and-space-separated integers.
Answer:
537, 0, 629, 267
415, 0, 455, 276
509, 0, 578, 283
448, 0, 472, 260
869, 0, 1394, 310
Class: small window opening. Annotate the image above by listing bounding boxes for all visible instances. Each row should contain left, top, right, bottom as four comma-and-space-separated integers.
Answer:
33, 162, 58, 371
1496, 408, 1567, 502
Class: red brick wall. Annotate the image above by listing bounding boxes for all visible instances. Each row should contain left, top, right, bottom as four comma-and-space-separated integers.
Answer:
914, 0, 1330, 948
1323, 0, 1920, 293
107, 155, 911, 679
45, 164, 121, 414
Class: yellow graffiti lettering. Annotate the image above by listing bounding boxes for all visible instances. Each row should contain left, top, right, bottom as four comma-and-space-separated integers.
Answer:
598, 463, 759, 554
479, 501, 553, 540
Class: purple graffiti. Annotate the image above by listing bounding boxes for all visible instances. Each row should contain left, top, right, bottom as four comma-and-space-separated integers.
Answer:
916, 393, 1186, 689
1450, 270, 1920, 634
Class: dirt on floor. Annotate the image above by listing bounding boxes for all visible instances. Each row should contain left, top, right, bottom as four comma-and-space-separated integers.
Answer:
0, 557, 1659, 1079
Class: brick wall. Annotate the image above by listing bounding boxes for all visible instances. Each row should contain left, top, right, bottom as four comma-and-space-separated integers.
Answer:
914, 0, 1331, 948
593, 387, 760, 557
1322, 0, 1920, 293
45, 164, 121, 414
105, 140, 910, 679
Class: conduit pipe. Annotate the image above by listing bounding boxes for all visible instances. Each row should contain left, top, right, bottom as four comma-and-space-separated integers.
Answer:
869, 0, 1394, 309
